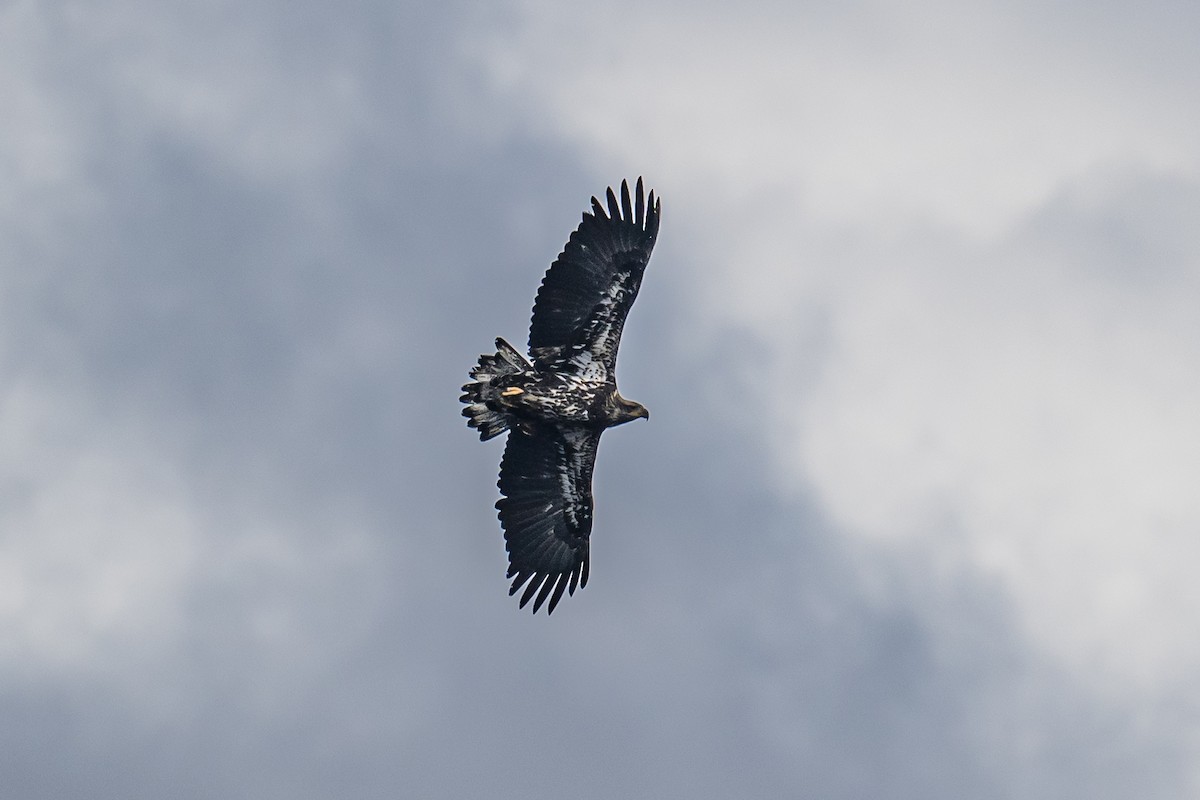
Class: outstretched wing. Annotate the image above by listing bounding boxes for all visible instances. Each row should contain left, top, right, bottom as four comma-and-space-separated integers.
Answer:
528, 177, 660, 379
496, 424, 602, 614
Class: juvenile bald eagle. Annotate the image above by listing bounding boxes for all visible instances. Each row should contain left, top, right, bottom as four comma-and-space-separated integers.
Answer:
460, 178, 660, 614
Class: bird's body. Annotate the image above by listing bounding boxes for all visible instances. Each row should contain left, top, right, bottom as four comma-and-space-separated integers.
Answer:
487, 365, 644, 430
460, 178, 660, 614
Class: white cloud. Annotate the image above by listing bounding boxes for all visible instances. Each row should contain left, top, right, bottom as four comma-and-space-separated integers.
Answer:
790, 174, 1200, 691
471, 0, 1200, 698
474, 0, 1199, 236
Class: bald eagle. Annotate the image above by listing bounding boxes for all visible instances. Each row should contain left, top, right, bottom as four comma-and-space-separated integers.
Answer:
460, 178, 660, 614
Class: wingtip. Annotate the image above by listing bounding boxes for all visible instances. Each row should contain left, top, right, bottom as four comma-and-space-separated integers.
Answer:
588, 179, 658, 229
507, 566, 532, 595
546, 573, 569, 614
605, 186, 620, 220
531, 573, 557, 612
519, 573, 547, 608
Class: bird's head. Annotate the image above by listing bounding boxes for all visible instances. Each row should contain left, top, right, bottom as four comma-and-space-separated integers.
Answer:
611, 393, 650, 425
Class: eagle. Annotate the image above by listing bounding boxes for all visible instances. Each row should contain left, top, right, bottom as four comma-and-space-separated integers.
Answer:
460, 178, 660, 614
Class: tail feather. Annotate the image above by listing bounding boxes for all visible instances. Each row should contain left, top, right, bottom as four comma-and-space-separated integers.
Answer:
460, 338, 531, 441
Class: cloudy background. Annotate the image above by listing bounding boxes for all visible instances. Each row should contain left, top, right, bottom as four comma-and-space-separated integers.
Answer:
3, 0, 1199, 796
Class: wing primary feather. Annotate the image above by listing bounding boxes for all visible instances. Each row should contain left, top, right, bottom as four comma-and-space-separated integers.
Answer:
532, 572, 557, 613
547, 572, 570, 614
620, 179, 632, 222
580, 553, 590, 588
568, 564, 580, 595
508, 568, 534, 594
606, 187, 620, 220
519, 573, 548, 608
591, 197, 606, 220
635, 177, 645, 225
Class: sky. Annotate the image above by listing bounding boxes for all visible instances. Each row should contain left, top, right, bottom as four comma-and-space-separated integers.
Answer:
3, 0, 1199, 797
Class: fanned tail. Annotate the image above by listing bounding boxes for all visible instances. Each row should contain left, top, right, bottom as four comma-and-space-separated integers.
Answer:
460, 337, 531, 441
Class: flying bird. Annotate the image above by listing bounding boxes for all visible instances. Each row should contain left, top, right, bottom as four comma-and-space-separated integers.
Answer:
460, 178, 661, 614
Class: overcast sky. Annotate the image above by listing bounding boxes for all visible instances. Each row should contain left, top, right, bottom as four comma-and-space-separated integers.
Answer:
3, 1, 1199, 797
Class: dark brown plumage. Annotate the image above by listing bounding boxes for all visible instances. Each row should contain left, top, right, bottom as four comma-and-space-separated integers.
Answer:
460, 178, 660, 613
